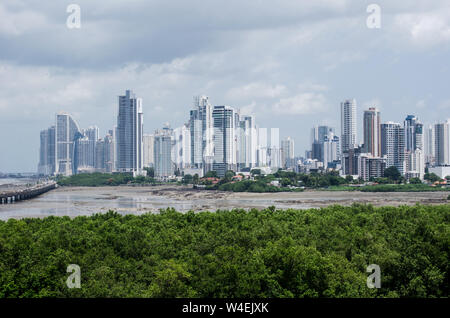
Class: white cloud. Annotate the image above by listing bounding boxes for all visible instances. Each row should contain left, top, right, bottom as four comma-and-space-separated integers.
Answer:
0, 4, 49, 36
394, 9, 450, 47
227, 82, 286, 100
272, 92, 328, 115
321, 50, 365, 72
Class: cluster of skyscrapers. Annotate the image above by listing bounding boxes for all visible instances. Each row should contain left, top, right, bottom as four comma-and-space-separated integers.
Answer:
38, 90, 295, 179
303, 99, 450, 180
38, 91, 450, 180
150, 96, 295, 178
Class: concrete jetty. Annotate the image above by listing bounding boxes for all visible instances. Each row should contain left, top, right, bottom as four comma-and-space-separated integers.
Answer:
0, 181, 57, 204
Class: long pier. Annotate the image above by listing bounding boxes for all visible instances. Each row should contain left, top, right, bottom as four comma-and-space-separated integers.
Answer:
0, 182, 57, 204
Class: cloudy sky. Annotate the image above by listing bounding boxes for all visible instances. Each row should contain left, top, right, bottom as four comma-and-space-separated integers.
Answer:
0, 0, 449, 172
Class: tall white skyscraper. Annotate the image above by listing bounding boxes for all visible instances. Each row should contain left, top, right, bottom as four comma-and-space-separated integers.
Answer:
238, 115, 257, 170
407, 149, 425, 180
38, 126, 56, 175
212, 105, 238, 176
154, 125, 174, 179
189, 96, 214, 169
268, 128, 281, 169
83, 126, 99, 168
363, 107, 381, 157
75, 136, 94, 172
311, 126, 335, 144
101, 133, 115, 173
257, 127, 268, 167
404, 115, 424, 152
172, 124, 191, 170
116, 90, 144, 176
424, 125, 435, 165
281, 137, 295, 169
341, 99, 357, 153
381, 122, 406, 175
435, 120, 450, 166
322, 133, 340, 169
143, 134, 155, 168
55, 112, 81, 176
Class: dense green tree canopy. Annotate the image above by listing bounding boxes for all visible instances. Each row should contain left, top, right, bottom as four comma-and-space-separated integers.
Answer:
384, 166, 401, 183
425, 173, 442, 183
0, 205, 448, 298
205, 171, 218, 178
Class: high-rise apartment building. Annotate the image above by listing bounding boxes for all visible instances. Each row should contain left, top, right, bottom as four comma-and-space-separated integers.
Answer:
435, 120, 450, 166
154, 125, 174, 179
363, 107, 381, 157
406, 149, 425, 180
358, 155, 387, 181
311, 126, 335, 145
281, 137, 295, 169
83, 126, 99, 168
189, 96, 214, 170
311, 125, 339, 166
75, 136, 94, 173
424, 125, 435, 165
38, 126, 56, 175
116, 90, 144, 176
341, 99, 357, 153
381, 122, 406, 175
212, 105, 237, 177
173, 124, 191, 170
143, 134, 155, 168
94, 133, 114, 173
404, 115, 423, 152
322, 133, 340, 169
268, 128, 281, 169
238, 115, 257, 170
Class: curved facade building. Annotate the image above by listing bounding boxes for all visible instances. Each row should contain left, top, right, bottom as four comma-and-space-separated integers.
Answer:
55, 112, 81, 176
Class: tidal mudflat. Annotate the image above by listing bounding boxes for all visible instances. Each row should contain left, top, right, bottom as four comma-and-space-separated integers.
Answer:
0, 185, 448, 220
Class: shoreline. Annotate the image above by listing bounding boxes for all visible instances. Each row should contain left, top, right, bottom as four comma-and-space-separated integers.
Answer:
1, 184, 448, 221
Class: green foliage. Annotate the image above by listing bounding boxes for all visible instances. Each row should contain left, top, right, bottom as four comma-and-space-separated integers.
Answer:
250, 169, 261, 176
182, 174, 193, 185
0, 205, 448, 298
375, 177, 391, 184
409, 178, 422, 185
193, 174, 199, 185
57, 173, 157, 187
217, 180, 286, 193
205, 171, 218, 178
224, 170, 236, 182
384, 166, 401, 183
424, 172, 442, 183
144, 167, 155, 178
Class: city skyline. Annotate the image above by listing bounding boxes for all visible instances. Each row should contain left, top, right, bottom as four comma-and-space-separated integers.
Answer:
35, 88, 450, 182
1, 0, 450, 172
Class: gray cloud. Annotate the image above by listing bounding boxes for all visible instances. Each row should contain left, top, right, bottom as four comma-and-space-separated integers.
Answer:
0, 0, 449, 171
